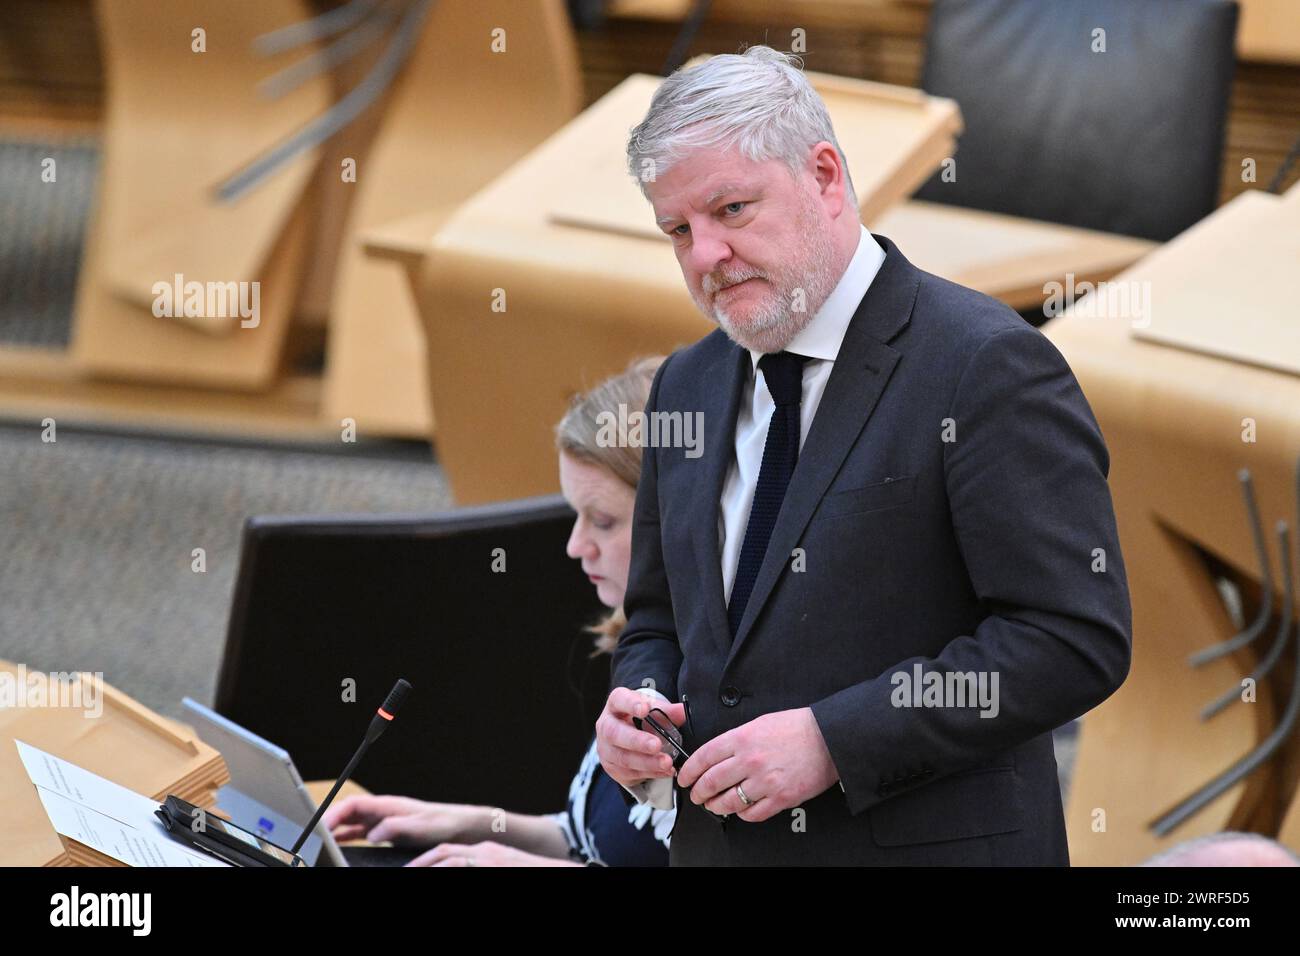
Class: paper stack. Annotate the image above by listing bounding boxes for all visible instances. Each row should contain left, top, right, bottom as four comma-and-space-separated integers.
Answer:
0, 660, 230, 866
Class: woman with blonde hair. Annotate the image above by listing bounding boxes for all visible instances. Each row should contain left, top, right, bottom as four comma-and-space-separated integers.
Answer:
323, 356, 673, 866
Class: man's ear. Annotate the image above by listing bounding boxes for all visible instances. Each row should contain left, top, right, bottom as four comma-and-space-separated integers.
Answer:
808, 141, 849, 215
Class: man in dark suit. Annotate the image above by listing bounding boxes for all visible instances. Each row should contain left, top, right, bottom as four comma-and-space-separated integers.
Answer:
594, 46, 1131, 865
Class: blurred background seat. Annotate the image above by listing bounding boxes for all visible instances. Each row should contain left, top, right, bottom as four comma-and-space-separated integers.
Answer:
915, 0, 1240, 242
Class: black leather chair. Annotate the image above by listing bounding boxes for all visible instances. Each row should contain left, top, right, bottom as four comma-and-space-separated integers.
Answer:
214, 495, 608, 814
914, 0, 1240, 241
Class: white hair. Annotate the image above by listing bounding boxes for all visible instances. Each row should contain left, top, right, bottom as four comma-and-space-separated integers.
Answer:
626, 45, 858, 209
1141, 830, 1300, 867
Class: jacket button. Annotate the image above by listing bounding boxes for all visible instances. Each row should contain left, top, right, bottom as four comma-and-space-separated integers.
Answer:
720, 687, 742, 707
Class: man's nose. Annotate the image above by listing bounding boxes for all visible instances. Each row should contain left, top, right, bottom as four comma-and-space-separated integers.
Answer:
685, 226, 731, 278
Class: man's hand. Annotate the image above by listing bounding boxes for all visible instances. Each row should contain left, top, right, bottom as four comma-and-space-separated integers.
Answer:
677, 707, 839, 822
595, 687, 687, 790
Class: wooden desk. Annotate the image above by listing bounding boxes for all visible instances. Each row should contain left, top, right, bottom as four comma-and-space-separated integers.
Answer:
321, 0, 582, 439
1129, 191, 1300, 375
0, 661, 228, 866
871, 200, 1155, 311
70, 0, 327, 387
1043, 190, 1300, 865
1238, 0, 1300, 64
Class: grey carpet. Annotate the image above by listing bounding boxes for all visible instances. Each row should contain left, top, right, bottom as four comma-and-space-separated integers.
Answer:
0, 422, 451, 721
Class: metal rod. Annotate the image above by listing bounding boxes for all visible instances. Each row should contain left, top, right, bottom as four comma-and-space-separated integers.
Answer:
1151, 460, 1300, 835
258, 1, 401, 100
1201, 522, 1293, 719
1190, 470, 1274, 666
214, 0, 434, 204
254, 0, 383, 56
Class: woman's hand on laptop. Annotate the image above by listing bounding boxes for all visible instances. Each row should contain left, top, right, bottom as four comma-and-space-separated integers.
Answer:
323, 795, 490, 846
404, 840, 580, 867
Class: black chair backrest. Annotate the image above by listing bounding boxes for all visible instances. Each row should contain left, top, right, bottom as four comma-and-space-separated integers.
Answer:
215, 495, 609, 814
914, 0, 1239, 241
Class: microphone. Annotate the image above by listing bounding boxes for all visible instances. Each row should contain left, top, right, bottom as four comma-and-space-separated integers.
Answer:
290, 679, 412, 857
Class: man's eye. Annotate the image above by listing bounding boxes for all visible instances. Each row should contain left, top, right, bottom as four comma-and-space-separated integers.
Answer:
671, 224, 689, 237
723, 201, 747, 215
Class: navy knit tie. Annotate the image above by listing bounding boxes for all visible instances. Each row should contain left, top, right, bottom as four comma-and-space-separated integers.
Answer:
727, 350, 809, 638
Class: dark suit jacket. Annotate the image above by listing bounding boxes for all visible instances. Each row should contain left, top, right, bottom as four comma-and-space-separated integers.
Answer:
611, 234, 1132, 865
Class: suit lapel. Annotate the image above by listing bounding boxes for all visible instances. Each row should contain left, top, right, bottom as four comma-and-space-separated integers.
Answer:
690, 342, 749, 659
724, 235, 920, 667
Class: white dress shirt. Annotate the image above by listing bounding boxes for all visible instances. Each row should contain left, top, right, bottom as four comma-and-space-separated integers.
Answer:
719, 223, 886, 603
623, 224, 886, 811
